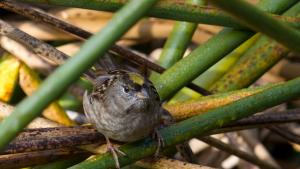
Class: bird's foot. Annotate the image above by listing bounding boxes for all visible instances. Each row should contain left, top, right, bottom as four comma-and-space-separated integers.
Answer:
105, 137, 126, 169
152, 128, 165, 158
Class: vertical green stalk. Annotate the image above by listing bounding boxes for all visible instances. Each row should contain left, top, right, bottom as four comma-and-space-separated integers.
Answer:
151, 0, 205, 102
211, 2, 300, 92
0, 0, 158, 150
158, 0, 204, 68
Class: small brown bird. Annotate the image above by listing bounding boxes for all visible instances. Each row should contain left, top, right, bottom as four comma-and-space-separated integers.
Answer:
83, 69, 164, 168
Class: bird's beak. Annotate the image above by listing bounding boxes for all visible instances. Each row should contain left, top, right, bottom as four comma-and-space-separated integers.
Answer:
136, 92, 148, 99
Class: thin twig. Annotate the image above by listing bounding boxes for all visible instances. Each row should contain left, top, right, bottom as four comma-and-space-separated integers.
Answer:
225, 109, 300, 128
0, 20, 67, 64
268, 126, 300, 145
3, 126, 104, 154
0, 36, 54, 74
239, 130, 280, 168
0, 148, 89, 169
200, 136, 279, 169
0, 19, 94, 77
0, 0, 210, 95
204, 109, 300, 135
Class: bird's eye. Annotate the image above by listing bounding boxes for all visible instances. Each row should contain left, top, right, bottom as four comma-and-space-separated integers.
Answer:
133, 83, 142, 91
123, 86, 130, 93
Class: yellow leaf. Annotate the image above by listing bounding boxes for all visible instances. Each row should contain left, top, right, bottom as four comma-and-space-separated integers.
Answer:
19, 63, 75, 126
0, 54, 20, 102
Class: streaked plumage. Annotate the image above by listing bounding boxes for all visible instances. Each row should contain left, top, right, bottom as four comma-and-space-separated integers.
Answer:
83, 69, 162, 142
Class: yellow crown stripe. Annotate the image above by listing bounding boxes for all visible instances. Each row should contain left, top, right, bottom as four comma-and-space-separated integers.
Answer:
128, 73, 144, 86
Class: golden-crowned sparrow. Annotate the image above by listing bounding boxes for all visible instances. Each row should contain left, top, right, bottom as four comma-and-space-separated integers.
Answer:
83, 69, 165, 168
